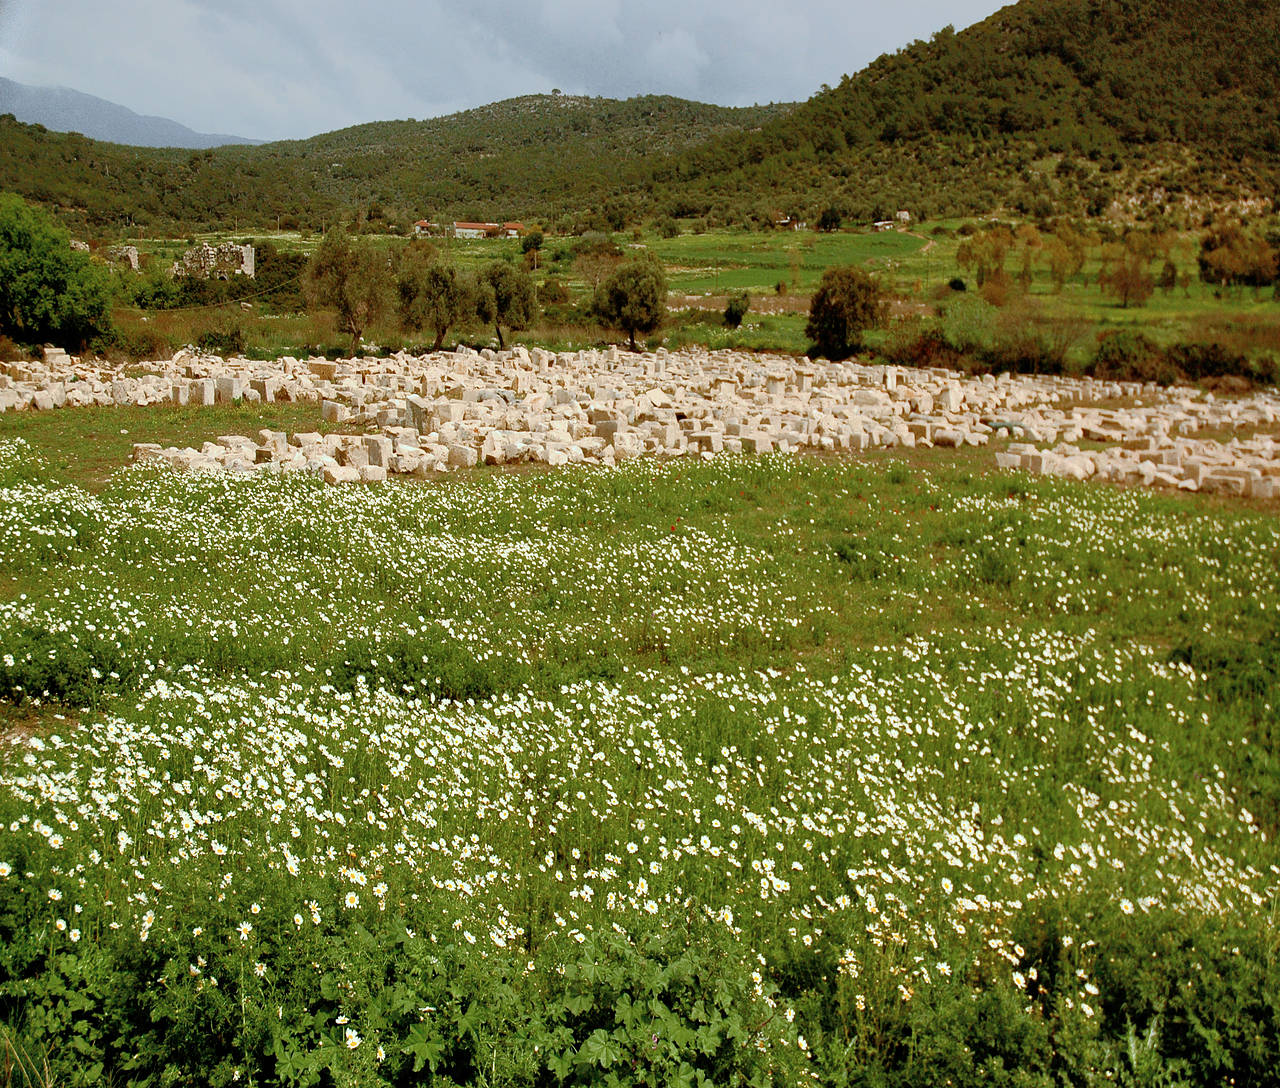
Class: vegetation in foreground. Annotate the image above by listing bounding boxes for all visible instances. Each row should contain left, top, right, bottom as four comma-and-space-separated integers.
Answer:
1, 438, 1278, 1086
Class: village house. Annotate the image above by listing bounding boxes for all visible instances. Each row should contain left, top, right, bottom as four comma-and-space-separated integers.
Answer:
417, 221, 525, 239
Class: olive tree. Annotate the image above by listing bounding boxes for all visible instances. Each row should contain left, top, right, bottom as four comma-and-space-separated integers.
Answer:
594, 258, 667, 351
304, 226, 392, 355
396, 242, 470, 351
475, 261, 536, 349
805, 266, 888, 359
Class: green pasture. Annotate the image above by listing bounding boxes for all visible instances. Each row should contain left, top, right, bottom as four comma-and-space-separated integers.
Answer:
107, 223, 1279, 362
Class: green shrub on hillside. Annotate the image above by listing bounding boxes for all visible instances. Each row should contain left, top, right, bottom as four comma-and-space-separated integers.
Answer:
0, 194, 113, 350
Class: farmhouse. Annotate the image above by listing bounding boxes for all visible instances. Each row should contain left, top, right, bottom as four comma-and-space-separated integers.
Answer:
450, 221, 525, 239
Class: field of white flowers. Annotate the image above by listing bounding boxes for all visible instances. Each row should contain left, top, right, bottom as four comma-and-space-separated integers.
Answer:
1, 436, 1278, 1088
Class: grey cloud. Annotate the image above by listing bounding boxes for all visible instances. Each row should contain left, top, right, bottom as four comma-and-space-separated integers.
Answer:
0, 0, 1008, 140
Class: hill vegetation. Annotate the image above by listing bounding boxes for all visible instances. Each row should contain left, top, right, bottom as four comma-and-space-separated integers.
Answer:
4, 1, 1279, 237
0, 95, 792, 235
646, 0, 1280, 224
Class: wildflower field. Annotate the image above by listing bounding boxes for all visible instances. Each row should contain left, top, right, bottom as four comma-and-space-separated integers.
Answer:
1, 437, 1278, 1087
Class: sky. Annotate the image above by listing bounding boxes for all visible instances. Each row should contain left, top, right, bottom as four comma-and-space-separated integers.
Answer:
0, 0, 1009, 142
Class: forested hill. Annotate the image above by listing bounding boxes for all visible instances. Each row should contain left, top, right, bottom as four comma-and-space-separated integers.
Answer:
642, 0, 1280, 223
0, 95, 792, 234
2, 0, 1278, 235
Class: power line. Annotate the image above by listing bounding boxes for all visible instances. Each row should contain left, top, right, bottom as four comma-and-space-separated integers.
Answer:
142, 272, 305, 315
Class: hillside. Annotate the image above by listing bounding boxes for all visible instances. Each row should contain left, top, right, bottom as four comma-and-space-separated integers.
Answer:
644, 0, 1280, 223
1, 0, 1277, 235
0, 77, 258, 149
0, 94, 792, 234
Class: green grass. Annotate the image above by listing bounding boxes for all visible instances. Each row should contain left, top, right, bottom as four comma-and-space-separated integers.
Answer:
0, 402, 340, 490
1, 430, 1279, 1085
106, 224, 1280, 362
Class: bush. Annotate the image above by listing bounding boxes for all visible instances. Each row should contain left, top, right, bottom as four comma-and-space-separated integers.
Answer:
1091, 331, 1176, 384
0, 193, 113, 349
1166, 341, 1251, 382
723, 291, 750, 329
805, 266, 887, 359
195, 321, 248, 358
538, 277, 570, 306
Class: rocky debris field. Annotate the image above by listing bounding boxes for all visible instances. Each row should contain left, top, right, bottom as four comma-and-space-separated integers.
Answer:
3, 344, 1278, 495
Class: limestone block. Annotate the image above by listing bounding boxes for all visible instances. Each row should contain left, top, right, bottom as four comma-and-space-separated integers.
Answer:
215, 376, 243, 403
131, 443, 163, 463
320, 400, 349, 424
1250, 477, 1276, 500
613, 432, 645, 460
363, 436, 393, 467
358, 465, 388, 483
322, 464, 361, 485
249, 378, 277, 403
688, 431, 724, 454
447, 443, 478, 468
310, 360, 337, 381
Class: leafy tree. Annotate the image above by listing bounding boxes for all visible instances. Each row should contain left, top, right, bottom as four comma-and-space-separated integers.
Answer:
520, 230, 544, 256
724, 291, 750, 329
0, 194, 112, 349
805, 266, 887, 359
304, 227, 392, 355
957, 225, 1014, 287
1045, 226, 1087, 291
655, 217, 681, 239
1198, 226, 1278, 288
573, 233, 624, 295
397, 243, 471, 351
475, 262, 536, 349
1098, 243, 1155, 308
817, 206, 843, 232
594, 258, 667, 351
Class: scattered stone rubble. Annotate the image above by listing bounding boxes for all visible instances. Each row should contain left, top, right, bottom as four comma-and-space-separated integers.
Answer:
2, 345, 1277, 496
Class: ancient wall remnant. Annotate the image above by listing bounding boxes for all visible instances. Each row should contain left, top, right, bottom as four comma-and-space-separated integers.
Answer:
172, 242, 255, 279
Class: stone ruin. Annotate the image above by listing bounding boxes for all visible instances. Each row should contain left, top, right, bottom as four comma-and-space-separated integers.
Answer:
2, 345, 1278, 496
106, 245, 140, 272
172, 242, 255, 280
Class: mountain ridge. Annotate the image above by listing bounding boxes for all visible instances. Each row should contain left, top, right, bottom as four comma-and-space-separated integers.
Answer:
0, 77, 260, 149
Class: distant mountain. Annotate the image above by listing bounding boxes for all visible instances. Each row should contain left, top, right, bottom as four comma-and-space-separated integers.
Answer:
0, 77, 259, 149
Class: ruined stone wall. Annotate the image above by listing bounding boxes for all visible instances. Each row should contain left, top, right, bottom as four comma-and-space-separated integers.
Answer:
172, 242, 255, 279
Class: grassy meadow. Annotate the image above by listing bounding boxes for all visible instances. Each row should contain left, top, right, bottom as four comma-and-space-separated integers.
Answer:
1, 432, 1279, 1086
98, 222, 1280, 367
